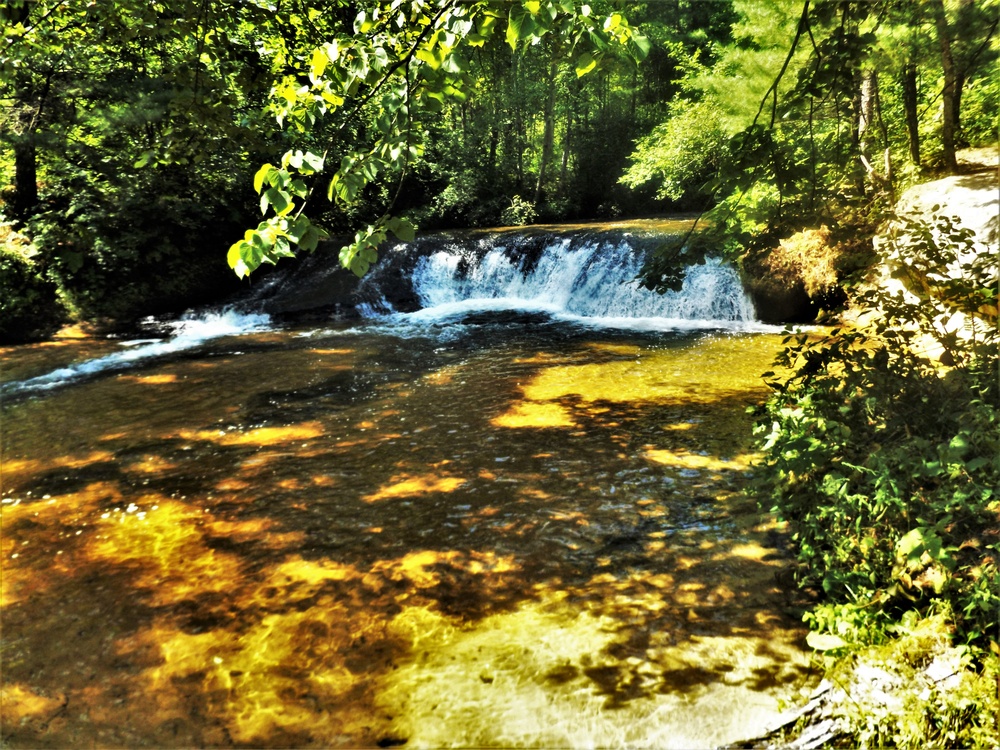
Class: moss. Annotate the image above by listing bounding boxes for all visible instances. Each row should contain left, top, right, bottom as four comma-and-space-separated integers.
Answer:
742, 225, 876, 323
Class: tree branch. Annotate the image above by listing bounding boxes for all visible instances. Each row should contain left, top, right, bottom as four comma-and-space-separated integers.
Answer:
753, 0, 811, 129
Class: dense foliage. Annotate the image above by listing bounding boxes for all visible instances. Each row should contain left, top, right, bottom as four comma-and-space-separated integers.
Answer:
0, 220, 63, 340
1, 0, 679, 323
626, 0, 1000, 294
2, 0, 997, 328
755, 215, 1000, 742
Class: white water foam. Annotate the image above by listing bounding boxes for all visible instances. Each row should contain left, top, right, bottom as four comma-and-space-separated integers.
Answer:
3, 310, 271, 396
382, 240, 762, 332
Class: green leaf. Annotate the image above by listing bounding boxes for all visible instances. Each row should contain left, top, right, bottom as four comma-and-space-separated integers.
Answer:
965, 457, 988, 472
947, 433, 971, 458
388, 217, 416, 242
575, 51, 597, 77
253, 163, 277, 194
264, 187, 292, 215
227, 241, 243, 270
478, 14, 498, 37
896, 528, 928, 564
506, 8, 535, 49
299, 225, 321, 253
310, 47, 328, 79
415, 47, 440, 69
506, 10, 522, 49
273, 235, 293, 258
631, 33, 651, 59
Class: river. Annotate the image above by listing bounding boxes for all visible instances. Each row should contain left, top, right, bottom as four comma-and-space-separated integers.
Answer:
0, 225, 816, 748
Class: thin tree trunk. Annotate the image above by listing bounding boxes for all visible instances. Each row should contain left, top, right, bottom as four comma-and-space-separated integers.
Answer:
487, 125, 498, 180
10, 72, 48, 222
513, 56, 524, 189
930, 0, 958, 170
11, 135, 39, 221
850, 75, 866, 197
902, 62, 921, 165
953, 69, 965, 145
857, 67, 889, 196
559, 107, 572, 195
533, 55, 559, 207
858, 69, 876, 148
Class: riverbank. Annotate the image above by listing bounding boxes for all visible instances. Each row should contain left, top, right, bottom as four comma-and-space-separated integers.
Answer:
749, 147, 1000, 749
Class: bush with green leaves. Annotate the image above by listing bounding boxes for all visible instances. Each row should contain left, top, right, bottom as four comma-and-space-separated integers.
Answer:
500, 194, 538, 227
28, 163, 248, 322
754, 212, 999, 650
0, 221, 65, 342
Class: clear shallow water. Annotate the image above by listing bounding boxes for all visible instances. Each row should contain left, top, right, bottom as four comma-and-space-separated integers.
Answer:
1, 314, 815, 748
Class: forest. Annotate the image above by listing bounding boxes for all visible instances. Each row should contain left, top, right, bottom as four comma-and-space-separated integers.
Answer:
1, 0, 997, 322
2, 0, 999, 745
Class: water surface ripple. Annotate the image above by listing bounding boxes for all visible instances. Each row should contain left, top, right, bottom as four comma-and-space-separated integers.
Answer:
1, 318, 815, 748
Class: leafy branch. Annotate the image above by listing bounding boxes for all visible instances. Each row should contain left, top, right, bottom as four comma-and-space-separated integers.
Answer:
228, 0, 649, 279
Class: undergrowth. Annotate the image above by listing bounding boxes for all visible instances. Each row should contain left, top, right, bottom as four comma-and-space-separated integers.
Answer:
754, 212, 1000, 746
0, 221, 65, 342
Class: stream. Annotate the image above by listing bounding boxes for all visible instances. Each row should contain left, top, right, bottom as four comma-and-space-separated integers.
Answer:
0, 224, 816, 748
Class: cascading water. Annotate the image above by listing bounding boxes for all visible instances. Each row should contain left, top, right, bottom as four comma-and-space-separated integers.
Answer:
355, 229, 758, 330
1, 310, 272, 397
2, 225, 763, 399
412, 241, 752, 321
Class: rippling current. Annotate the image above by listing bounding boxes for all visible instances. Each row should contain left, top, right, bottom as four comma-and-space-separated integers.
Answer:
1, 229, 816, 748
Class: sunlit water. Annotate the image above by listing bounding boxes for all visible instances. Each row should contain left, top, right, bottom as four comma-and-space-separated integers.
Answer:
1, 234, 816, 748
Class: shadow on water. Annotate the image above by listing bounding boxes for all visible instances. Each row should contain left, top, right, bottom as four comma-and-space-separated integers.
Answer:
1, 323, 816, 748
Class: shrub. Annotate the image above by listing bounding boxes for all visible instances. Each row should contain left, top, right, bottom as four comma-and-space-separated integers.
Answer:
500, 195, 537, 227
0, 222, 65, 342
821, 610, 1000, 749
754, 212, 999, 646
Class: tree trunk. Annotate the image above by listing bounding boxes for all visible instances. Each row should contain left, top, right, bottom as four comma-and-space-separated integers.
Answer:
487, 125, 498, 180
856, 68, 878, 196
533, 55, 559, 207
559, 107, 572, 195
512, 56, 524, 189
858, 68, 876, 148
10, 75, 44, 222
902, 62, 921, 165
849, 76, 866, 197
953, 68, 965, 145
11, 135, 39, 221
930, 0, 958, 170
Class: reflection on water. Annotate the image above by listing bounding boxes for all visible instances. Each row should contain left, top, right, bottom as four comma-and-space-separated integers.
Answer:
1, 321, 815, 748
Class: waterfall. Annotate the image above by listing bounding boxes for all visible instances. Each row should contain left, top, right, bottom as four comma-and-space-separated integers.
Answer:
3, 224, 762, 397
357, 232, 757, 330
